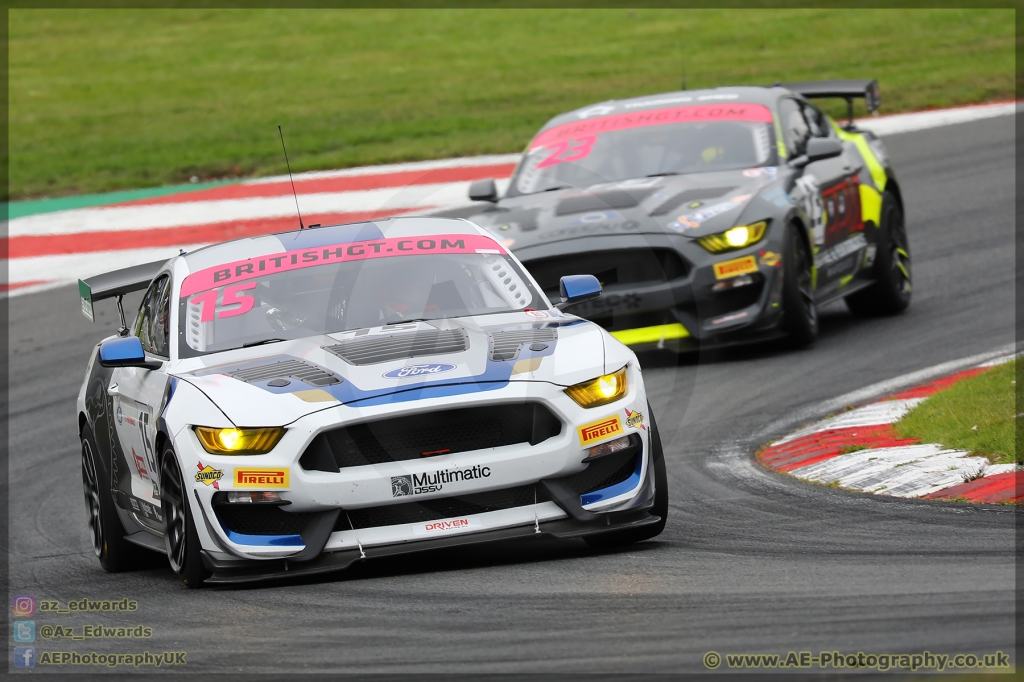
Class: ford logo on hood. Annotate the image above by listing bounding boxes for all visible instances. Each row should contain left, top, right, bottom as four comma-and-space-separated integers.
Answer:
382, 363, 457, 379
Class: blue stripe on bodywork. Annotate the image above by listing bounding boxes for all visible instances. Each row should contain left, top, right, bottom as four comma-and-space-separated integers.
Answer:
580, 451, 643, 507
213, 321, 568, 406
223, 529, 305, 547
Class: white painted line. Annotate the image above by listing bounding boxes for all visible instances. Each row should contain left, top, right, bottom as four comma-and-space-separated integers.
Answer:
856, 101, 1016, 137
9, 183, 475, 236
773, 399, 924, 445
790, 443, 994, 498
7, 245, 207, 287
244, 153, 522, 185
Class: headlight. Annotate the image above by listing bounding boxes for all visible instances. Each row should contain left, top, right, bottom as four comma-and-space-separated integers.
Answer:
194, 427, 284, 455
564, 366, 628, 408
697, 220, 768, 253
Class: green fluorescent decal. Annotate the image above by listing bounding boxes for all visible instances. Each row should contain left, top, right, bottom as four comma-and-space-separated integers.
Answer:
831, 119, 887, 190
860, 184, 883, 227
773, 116, 787, 158
610, 323, 689, 345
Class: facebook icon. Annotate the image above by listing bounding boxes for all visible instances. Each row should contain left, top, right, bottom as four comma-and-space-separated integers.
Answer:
14, 646, 35, 668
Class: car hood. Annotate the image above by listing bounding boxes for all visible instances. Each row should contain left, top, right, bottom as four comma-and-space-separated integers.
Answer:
468, 167, 788, 250
173, 311, 608, 427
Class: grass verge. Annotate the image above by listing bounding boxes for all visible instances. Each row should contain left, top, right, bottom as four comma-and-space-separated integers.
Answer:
10, 8, 1015, 199
894, 361, 1019, 465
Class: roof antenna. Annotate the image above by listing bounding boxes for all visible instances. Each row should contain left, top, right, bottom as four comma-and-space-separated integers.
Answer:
278, 125, 304, 230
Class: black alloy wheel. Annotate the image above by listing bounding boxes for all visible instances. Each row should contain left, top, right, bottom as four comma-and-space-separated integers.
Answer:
845, 190, 912, 316
80, 427, 144, 572
781, 223, 819, 347
160, 445, 209, 587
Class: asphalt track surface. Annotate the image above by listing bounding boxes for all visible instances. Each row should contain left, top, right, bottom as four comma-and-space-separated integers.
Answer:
7, 114, 1017, 675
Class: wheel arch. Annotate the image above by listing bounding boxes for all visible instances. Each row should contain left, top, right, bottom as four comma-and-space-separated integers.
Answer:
884, 175, 904, 216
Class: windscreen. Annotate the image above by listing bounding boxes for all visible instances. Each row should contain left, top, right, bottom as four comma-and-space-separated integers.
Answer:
510, 103, 775, 196
177, 234, 543, 356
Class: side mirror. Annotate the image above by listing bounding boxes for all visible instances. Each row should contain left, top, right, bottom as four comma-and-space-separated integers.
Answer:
98, 336, 162, 369
468, 178, 498, 203
805, 137, 843, 163
555, 274, 602, 310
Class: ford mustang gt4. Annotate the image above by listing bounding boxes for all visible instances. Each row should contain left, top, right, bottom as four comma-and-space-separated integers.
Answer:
460, 79, 911, 351
76, 217, 667, 586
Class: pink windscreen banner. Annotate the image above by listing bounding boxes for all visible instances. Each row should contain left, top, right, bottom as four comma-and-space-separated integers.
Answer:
179, 233, 505, 298
529, 103, 774, 149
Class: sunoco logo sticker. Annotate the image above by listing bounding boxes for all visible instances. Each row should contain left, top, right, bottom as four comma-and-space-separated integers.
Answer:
195, 463, 223, 488
625, 408, 645, 430
382, 363, 457, 379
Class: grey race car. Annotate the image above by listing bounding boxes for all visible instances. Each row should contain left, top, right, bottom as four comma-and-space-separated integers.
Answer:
456, 80, 911, 351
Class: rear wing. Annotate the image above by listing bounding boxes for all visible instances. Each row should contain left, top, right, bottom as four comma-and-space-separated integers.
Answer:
78, 259, 168, 322
777, 79, 880, 125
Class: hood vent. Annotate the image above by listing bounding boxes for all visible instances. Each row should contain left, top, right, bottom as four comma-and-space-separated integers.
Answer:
324, 328, 468, 366
489, 328, 558, 361
226, 359, 340, 387
648, 187, 737, 216
555, 188, 655, 216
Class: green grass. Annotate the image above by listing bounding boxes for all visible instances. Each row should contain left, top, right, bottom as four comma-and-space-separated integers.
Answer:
10, 8, 1015, 199
895, 361, 1019, 465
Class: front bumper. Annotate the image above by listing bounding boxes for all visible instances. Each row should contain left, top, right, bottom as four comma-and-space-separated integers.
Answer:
175, 372, 654, 581
201, 507, 661, 585
198, 444, 657, 584
516, 233, 788, 352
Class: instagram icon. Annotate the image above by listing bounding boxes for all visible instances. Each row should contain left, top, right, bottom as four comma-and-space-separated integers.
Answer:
12, 595, 35, 617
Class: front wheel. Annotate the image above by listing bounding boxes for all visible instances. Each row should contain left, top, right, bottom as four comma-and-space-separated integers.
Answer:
584, 404, 668, 548
781, 223, 819, 347
845, 191, 912, 316
160, 445, 210, 588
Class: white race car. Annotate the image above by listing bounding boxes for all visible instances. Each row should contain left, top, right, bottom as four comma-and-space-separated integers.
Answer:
76, 216, 667, 586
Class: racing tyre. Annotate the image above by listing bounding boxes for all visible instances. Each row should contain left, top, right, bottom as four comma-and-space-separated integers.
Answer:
81, 427, 146, 572
844, 191, 911, 316
160, 445, 210, 588
781, 223, 818, 347
584, 404, 668, 548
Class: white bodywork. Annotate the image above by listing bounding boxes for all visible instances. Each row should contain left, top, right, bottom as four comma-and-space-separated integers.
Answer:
78, 218, 653, 568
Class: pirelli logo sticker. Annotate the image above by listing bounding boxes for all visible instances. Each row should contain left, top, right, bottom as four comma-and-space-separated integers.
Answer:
233, 467, 289, 489
713, 255, 758, 280
578, 415, 624, 447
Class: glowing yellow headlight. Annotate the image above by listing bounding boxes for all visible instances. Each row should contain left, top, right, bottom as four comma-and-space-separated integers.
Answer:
194, 427, 285, 455
697, 221, 768, 253
725, 225, 750, 247
564, 366, 628, 408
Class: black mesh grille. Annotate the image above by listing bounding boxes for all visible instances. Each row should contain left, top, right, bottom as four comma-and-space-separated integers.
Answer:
324, 328, 468, 365
525, 249, 688, 296
215, 505, 312, 536
489, 328, 558, 361
698, 279, 764, 320
226, 359, 340, 387
647, 187, 737, 216
339, 485, 538, 531
561, 446, 640, 495
300, 403, 562, 471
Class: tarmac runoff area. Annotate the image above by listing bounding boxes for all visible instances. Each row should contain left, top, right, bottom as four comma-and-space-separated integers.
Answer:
758, 352, 1021, 504
3, 99, 1016, 297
